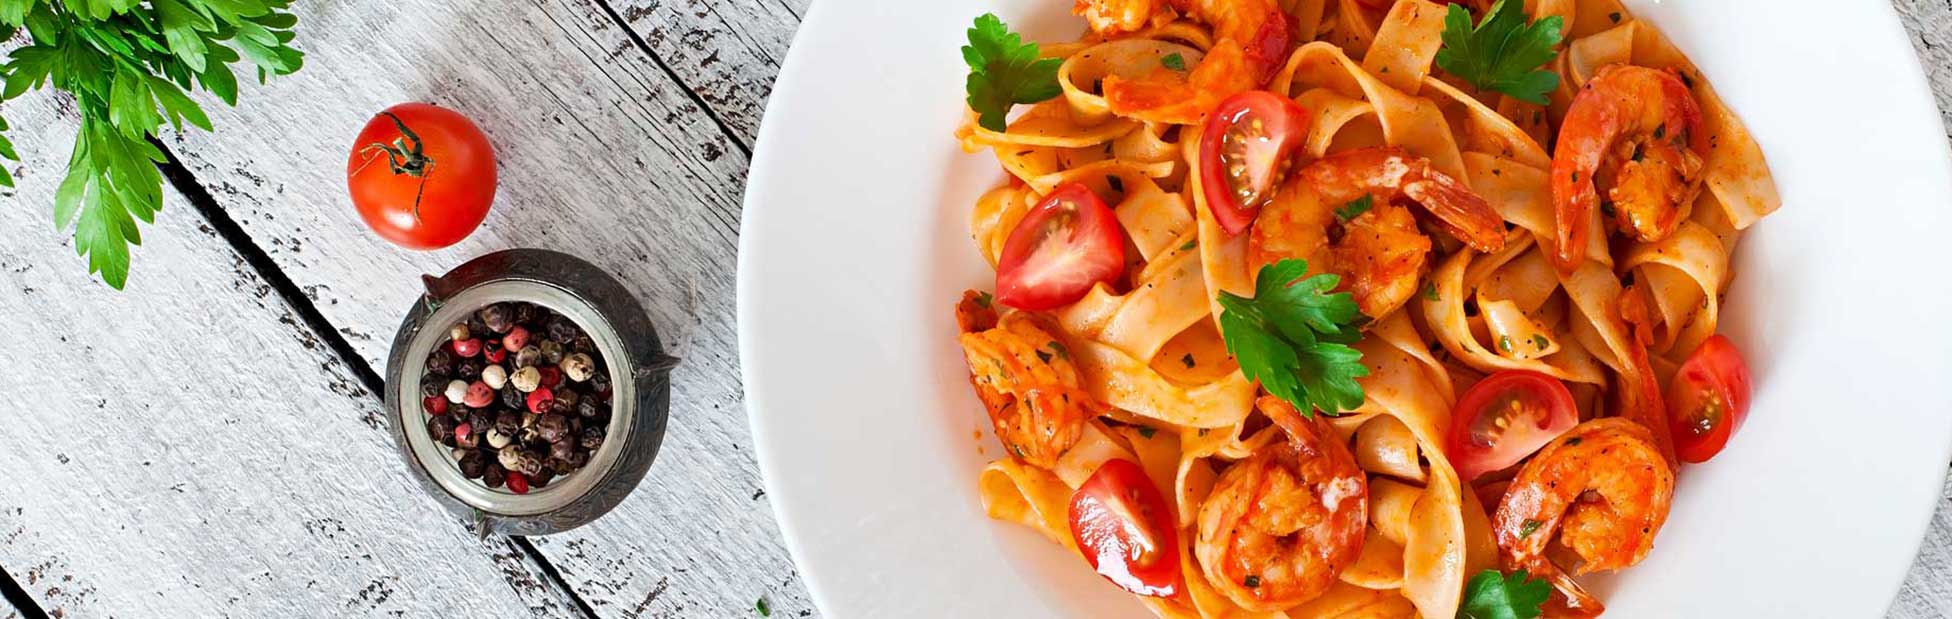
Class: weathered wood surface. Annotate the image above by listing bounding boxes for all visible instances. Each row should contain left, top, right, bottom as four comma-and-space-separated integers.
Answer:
0, 94, 584, 617
0, 0, 1949, 618
154, 0, 811, 616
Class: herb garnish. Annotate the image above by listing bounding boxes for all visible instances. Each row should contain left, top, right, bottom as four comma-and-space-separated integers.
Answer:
1217, 259, 1368, 417
1334, 195, 1374, 222
1435, 0, 1564, 105
962, 14, 1062, 131
1458, 569, 1550, 619
1161, 52, 1186, 71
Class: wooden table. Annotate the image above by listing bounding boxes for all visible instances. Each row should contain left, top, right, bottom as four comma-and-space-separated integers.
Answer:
0, 1, 1947, 617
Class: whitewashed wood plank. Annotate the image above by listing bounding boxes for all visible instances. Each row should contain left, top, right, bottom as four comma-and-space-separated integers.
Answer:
154, 0, 813, 615
0, 92, 583, 618
601, 0, 803, 144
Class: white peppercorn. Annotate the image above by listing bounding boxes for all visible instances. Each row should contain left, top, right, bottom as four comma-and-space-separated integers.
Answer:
481, 364, 509, 390
510, 366, 542, 392
444, 379, 469, 404
561, 353, 596, 382
449, 323, 471, 342
514, 345, 542, 369
539, 340, 565, 365
486, 428, 514, 449
498, 445, 527, 472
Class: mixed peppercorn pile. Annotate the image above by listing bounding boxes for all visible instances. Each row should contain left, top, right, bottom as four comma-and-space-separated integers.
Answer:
421, 302, 613, 494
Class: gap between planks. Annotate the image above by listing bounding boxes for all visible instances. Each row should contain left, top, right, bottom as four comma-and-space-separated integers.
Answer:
152, 142, 601, 619
0, 564, 46, 619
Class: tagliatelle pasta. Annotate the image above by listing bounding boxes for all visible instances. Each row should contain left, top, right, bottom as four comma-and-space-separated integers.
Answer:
951, 2, 1776, 617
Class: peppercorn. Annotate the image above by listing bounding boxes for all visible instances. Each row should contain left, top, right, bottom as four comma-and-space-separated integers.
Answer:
423, 395, 449, 416
510, 366, 542, 392
456, 357, 484, 380
483, 339, 506, 363
449, 324, 471, 342
527, 388, 555, 414
468, 409, 494, 433
454, 422, 480, 449
539, 340, 565, 365
571, 334, 596, 354
505, 471, 530, 494
452, 338, 482, 358
529, 467, 554, 487
498, 445, 529, 473
478, 303, 512, 334
547, 316, 579, 344
549, 454, 576, 476
548, 438, 576, 462
579, 425, 605, 451
513, 345, 542, 369
549, 351, 589, 382
451, 447, 469, 461
575, 396, 601, 419
419, 374, 446, 398
519, 449, 546, 476
458, 450, 487, 479
494, 410, 522, 436
463, 381, 494, 408
536, 413, 569, 443
486, 428, 514, 449
426, 347, 455, 375
590, 372, 612, 401
426, 415, 456, 443
482, 462, 507, 489
481, 364, 509, 390
512, 302, 540, 325
500, 384, 525, 409
444, 379, 469, 404
503, 326, 532, 353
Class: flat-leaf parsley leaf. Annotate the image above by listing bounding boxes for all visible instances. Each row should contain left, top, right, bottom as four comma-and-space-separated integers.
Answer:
962, 14, 1062, 132
1458, 569, 1551, 619
1435, 0, 1564, 105
1218, 259, 1368, 416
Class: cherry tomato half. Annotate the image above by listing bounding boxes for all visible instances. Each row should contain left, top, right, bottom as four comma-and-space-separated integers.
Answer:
1446, 370, 1580, 482
347, 103, 498, 250
1068, 458, 1182, 598
1667, 335, 1753, 463
1199, 91, 1308, 236
995, 183, 1127, 311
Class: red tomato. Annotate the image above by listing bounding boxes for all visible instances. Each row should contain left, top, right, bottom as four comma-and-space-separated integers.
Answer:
1667, 335, 1753, 463
1068, 459, 1181, 598
995, 183, 1127, 311
347, 103, 497, 249
1446, 370, 1580, 482
1199, 91, 1308, 236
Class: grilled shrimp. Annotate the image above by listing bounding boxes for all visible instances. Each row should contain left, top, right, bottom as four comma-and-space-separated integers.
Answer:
1493, 418, 1676, 614
1550, 65, 1706, 273
1093, 0, 1293, 124
1249, 147, 1507, 318
957, 292, 1102, 469
1195, 397, 1367, 612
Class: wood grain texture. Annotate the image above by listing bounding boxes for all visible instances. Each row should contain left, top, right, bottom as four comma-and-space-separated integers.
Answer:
601, 0, 802, 146
0, 94, 584, 618
1889, 3, 1952, 617
149, 0, 813, 615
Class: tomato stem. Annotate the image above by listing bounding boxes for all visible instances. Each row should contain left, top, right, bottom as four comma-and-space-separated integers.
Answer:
359, 112, 437, 222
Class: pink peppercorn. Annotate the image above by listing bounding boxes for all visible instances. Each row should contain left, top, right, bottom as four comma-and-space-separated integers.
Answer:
452, 337, 482, 357
503, 326, 531, 353
423, 395, 449, 415
527, 388, 555, 414
463, 381, 495, 408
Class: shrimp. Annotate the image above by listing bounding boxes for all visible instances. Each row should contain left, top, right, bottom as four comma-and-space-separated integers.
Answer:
956, 293, 1102, 469
1093, 0, 1293, 124
1493, 418, 1676, 615
1195, 397, 1367, 611
1249, 147, 1508, 318
1550, 64, 1706, 273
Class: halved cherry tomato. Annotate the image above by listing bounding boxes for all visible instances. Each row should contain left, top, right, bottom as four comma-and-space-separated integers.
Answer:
1446, 370, 1580, 482
1199, 91, 1308, 236
1069, 459, 1181, 598
995, 183, 1127, 311
1667, 335, 1753, 463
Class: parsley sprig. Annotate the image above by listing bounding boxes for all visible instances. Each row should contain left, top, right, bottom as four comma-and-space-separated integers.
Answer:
961, 13, 1061, 132
1435, 0, 1564, 105
1218, 259, 1368, 416
1458, 569, 1551, 619
0, 0, 303, 288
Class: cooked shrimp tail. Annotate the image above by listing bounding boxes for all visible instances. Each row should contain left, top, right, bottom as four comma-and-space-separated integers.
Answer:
957, 297, 1103, 469
1292, 147, 1507, 253
1550, 65, 1706, 273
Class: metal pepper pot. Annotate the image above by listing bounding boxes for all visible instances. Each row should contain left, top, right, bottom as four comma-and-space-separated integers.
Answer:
384, 248, 676, 536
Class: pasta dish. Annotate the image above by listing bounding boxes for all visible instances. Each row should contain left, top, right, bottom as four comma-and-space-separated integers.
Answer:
949, 0, 1777, 617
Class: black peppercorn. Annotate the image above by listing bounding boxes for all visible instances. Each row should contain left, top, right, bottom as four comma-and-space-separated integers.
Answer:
427, 415, 456, 443
590, 372, 612, 401
478, 303, 513, 334
539, 340, 565, 365
570, 334, 596, 354
512, 302, 540, 325
536, 414, 569, 443
466, 313, 489, 337
549, 438, 576, 461
482, 462, 507, 489
579, 425, 605, 451
547, 316, 579, 343
519, 450, 547, 476
494, 410, 522, 436
420, 374, 447, 398
468, 409, 494, 434
500, 384, 524, 409
555, 389, 580, 409
566, 450, 589, 469
458, 450, 487, 479
575, 397, 601, 419
426, 347, 456, 375
456, 358, 484, 380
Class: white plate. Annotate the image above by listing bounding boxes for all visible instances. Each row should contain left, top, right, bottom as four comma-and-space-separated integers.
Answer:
737, 1, 1952, 616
